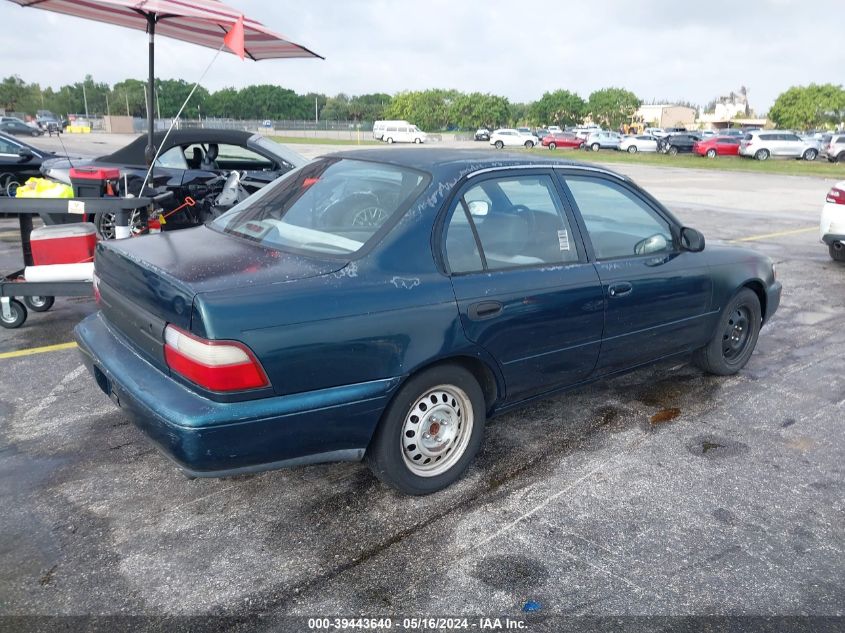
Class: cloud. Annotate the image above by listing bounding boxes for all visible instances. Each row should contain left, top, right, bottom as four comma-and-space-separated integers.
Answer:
1, 0, 842, 111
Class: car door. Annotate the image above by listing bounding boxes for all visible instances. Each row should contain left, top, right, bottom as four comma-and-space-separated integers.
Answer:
782, 133, 803, 158
717, 138, 738, 155
0, 135, 25, 178
558, 172, 713, 375
444, 170, 604, 401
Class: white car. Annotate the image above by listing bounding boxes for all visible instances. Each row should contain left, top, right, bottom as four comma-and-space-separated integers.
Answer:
739, 130, 819, 161
644, 127, 667, 138
821, 181, 845, 262
619, 135, 659, 153
547, 125, 563, 134
490, 128, 538, 149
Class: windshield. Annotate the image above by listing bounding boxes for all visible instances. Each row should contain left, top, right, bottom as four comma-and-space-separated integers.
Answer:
249, 134, 309, 170
212, 158, 428, 256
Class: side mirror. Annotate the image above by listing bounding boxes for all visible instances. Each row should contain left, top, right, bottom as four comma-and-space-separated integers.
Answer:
467, 200, 490, 217
680, 227, 705, 252
18, 148, 34, 162
634, 233, 669, 255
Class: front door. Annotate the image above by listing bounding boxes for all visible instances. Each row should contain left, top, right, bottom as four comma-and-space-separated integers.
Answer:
444, 170, 605, 401
559, 173, 713, 375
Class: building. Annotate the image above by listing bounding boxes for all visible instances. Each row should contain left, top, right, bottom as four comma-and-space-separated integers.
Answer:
636, 104, 697, 129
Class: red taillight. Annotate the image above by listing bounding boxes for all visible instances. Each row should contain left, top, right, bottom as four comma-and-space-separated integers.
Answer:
93, 272, 101, 304
826, 186, 845, 205
164, 325, 270, 392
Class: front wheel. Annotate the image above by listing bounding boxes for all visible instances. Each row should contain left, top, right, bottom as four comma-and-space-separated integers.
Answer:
0, 299, 27, 329
627, 145, 638, 154
414, 138, 421, 144
829, 242, 845, 262
386, 137, 394, 144
494, 140, 504, 149
693, 288, 761, 376
366, 364, 486, 495
31, 130, 40, 137
590, 143, 600, 152
706, 148, 717, 158
667, 146, 679, 156
24, 296, 54, 312
524, 140, 534, 149
548, 142, 556, 150
803, 148, 818, 161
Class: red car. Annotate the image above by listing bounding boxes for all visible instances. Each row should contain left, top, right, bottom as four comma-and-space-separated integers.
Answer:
542, 133, 584, 150
694, 136, 741, 158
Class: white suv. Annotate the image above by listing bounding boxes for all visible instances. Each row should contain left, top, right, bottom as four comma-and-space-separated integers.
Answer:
825, 133, 845, 163
739, 130, 819, 161
490, 128, 538, 149
821, 181, 845, 262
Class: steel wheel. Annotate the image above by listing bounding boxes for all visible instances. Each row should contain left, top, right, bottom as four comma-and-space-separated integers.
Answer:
627, 145, 637, 153
24, 295, 54, 312
350, 205, 388, 227
722, 306, 751, 362
400, 384, 474, 478
668, 146, 678, 156
0, 299, 26, 329
386, 137, 394, 144
755, 149, 769, 161
548, 142, 556, 150
803, 149, 817, 161
494, 140, 504, 149
706, 148, 717, 158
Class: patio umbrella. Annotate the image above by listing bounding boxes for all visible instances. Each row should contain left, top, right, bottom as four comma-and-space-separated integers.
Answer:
9, 0, 323, 162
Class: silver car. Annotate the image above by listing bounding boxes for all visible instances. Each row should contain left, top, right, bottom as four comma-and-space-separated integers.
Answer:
584, 131, 622, 151
825, 133, 845, 163
739, 130, 820, 161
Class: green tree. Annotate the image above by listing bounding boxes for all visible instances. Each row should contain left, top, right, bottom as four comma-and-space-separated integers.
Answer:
385, 89, 457, 130
155, 78, 208, 119
449, 92, 511, 130
769, 84, 845, 130
110, 79, 148, 117
587, 87, 641, 130
0, 75, 40, 113
529, 90, 586, 127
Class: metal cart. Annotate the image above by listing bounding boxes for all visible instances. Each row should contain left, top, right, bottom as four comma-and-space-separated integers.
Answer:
0, 195, 168, 328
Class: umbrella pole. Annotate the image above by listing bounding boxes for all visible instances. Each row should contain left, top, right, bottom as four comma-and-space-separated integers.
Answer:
145, 13, 157, 165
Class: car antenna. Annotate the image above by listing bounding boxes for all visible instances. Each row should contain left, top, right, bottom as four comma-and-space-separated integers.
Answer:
53, 128, 75, 170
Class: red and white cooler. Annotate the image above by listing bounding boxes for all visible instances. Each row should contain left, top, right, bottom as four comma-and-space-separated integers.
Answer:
30, 223, 98, 265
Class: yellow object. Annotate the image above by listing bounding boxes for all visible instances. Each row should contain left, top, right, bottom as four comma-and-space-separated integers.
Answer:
15, 177, 73, 199
67, 125, 91, 134
0, 341, 78, 360
159, 213, 166, 225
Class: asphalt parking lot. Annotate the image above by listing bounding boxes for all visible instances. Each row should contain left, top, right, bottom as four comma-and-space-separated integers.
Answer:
0, 136, 843, 630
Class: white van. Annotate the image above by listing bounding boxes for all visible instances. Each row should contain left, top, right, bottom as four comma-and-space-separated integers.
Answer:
373, 120, 427, 144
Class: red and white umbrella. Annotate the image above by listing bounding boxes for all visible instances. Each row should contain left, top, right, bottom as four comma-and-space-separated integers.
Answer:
8, 0, 323, 159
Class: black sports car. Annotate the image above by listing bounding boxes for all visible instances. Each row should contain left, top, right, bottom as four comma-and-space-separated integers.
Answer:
0, 131, 59, 196
41, 129, 307, 238
658, 133, 702, 156
0, 118, 42, 137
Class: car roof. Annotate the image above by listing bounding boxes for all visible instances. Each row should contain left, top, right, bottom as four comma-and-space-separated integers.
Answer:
98, 128, 257, 165
321, 148, 631, 181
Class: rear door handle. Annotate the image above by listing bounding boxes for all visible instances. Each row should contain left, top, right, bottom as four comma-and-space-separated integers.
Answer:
608, 282, 633, 298
467, 300, 503, 321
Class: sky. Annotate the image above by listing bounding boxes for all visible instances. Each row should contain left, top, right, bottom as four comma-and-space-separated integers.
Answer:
2, 0, 842, 113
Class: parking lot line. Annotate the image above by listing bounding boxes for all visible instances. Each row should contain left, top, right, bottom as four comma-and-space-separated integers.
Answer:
0, 341, 77, 359
734, 226, 817, 242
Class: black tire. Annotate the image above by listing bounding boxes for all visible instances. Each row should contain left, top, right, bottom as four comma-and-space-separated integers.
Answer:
706, 148, 717, 158
591, 143, 600, 152
494, 140, 504, 149
386, 137, 394, 144
524, 140, 534, 149
803, 148, 817, 161
366, 364, 486, 495
30, 129, 40, 137
837, 152, 845, 164
667, 146, 679, 156
0, 299, 27, 329
548, 142, 556, 150
693, 288, 761, 376
829, 243, 845, 262
755, 149, 769, 161
627, 145, 637, 154
24, 296, 54, 312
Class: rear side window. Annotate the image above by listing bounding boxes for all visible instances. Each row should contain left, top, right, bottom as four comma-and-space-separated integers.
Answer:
759, 134, 776, 141
213, 158, 428, 256
564, 176, 673, 260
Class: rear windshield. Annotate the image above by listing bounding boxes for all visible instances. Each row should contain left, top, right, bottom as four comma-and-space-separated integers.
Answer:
211, 158, 428, 256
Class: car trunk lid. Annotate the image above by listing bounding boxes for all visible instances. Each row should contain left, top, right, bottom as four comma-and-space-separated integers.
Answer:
95, 226, 346, 368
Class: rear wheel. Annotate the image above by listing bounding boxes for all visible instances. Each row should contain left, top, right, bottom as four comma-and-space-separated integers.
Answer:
693, 288, 761, 375
755, 149, 770, 161
524, 140, 534, 149
667, 145, 679, 156
837, 152, 845, 164
548, 142, 556, 150
829, 242, 845, 262
591, 143, 600, 152
24, 296, 54, 312
0, 299, 27, 329
366, 364, 486, 495
30, 129, 40, 137
627, 145, 638, 153
386, 137, 394, 144
414, 137, 421, 144
706, 148, 717, 158
803, 148, 818, 161
494, 140, 504, 149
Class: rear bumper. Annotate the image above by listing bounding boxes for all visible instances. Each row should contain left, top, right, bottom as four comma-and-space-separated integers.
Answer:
74, 313, 399, 477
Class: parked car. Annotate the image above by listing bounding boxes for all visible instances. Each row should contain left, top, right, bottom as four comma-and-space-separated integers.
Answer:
547, 125, 563, 134
41, 129, 307, 238
693, 136, 741, 158
75, 149, 780, 494
738, 130, 819, 161
533, 128, 550, 140
0, 118, 41, 137
584, 131, 622, 151
573, 125, 601, 140
474, 128, 491, 141
490, 128, 538, 149
644, 127, 667, 138
619, 135, 659, 153
658, 133, 701, 155
821, 181, 845, 262
0, 131, 60, 196
541, 132, 584, 150
824, 133, 845, 162
36, 110, 65, 134
697, 129, 716, 138
381, 123, 427, 144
